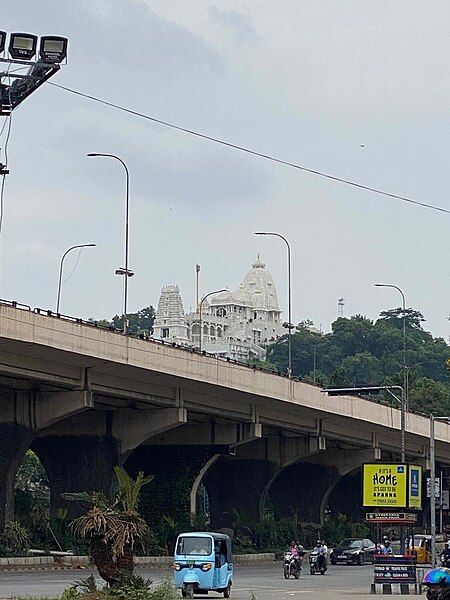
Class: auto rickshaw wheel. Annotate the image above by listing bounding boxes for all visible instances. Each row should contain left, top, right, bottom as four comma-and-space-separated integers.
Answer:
223, 583, 231, 598
185, 584, 194, 599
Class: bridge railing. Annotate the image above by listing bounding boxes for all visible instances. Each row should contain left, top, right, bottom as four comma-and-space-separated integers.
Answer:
0, 297, 304, 381
0, 297, 408, 414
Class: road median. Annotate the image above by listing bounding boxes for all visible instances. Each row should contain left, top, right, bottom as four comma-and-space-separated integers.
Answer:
0, 552, 275, 571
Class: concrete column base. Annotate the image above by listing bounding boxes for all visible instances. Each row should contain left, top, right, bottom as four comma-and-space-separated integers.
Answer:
33, 434, 119, 517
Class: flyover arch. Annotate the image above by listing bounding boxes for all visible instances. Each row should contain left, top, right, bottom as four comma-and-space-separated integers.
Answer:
320, 466, 364, 522
261, 447, 378, 525
189, 454, 221, 518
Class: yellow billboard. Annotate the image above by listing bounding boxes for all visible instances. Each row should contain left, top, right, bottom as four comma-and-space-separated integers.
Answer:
363, 464, 407, 508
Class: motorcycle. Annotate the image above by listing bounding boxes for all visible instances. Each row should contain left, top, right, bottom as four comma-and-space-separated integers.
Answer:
283, 551, 301, 579
309, 551, 327, 575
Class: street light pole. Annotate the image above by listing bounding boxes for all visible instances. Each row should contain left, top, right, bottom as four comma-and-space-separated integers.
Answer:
255, 232, 292, 378
198, 289, 227, 353
324, 383, 407, 553
375, 283, 408, 409
384, 386, 406, 464
87, 153, 131, 334
430, 414, 450, 567
431, 413, 436, 567
56, 243, 96, 314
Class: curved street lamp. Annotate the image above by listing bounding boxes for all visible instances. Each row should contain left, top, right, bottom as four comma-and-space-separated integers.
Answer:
87, 153, 131, 334
199, 289, 227, 353
56, 243, 96, 314
255, 232, 293, 378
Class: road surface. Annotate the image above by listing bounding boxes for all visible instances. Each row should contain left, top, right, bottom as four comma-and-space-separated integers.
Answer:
0, 562, 384, 599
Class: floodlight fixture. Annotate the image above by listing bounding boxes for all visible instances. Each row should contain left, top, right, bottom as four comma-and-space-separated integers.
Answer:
115, 267, 134, 278
8, 33, 38, 60
39, 36, 68, 63
0, 31, 6, 54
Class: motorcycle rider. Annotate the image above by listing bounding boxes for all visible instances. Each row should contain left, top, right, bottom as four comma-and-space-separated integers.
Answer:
384, 540, 393, 555
313, 540, 327, 570
422, 567, 450, 599
289, 540, 301, 570
441, 544, 450, 567
295, 539, 306, 557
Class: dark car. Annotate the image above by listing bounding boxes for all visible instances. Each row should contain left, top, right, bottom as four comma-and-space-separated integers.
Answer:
330, 538, 376, 565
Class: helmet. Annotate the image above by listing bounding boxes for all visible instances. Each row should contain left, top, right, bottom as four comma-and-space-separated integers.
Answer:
423, 568, 450, 587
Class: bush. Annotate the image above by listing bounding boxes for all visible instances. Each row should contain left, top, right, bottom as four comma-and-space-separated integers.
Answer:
65, 578, 176, 600
1, 520, 30, 556
108, 574, 152, 598
320, 514, 370, 546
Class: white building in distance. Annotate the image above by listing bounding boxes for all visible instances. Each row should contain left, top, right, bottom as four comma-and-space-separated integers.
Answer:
152, 257, 286, 362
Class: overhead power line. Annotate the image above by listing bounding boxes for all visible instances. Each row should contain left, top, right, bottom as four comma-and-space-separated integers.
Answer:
49, 81, 449, 216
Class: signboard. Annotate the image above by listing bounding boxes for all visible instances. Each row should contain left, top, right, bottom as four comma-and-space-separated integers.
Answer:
408, 466, 422, 509
442, 490, 449, 510
363, 464, 407, 508
366, 512, 417, 524
426, 477, 440, 499
363, 464, 422, 509
373, 555, 416, 585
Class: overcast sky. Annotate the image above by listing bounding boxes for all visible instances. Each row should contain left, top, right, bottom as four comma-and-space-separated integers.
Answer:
2, 1, 449, 339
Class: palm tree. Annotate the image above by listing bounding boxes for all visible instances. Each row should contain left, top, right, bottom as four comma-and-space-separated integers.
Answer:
65, 467, 152, 587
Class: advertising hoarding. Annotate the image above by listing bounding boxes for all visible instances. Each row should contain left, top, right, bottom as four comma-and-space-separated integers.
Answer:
363, 464, 422, 509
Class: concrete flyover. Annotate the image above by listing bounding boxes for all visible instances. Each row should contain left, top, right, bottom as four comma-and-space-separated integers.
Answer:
0, 302, 448, 529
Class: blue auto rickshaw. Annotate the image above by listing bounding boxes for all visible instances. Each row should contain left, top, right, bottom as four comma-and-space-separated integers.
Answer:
173, 531, 233, 598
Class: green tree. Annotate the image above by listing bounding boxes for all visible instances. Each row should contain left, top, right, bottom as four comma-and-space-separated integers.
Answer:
66, 467, 153, 588
266, 306, 450, 415
112, 306, 155, 335
409, 378, 450, 416
90, 306, 155, 336
340, 352, 382, 386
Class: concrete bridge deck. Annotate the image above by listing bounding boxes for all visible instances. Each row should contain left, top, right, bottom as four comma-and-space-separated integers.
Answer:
0, 302, 446, 454
0, 302, 447, 529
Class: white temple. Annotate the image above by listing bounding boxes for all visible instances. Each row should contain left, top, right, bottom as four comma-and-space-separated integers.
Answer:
152, 257, 286, 361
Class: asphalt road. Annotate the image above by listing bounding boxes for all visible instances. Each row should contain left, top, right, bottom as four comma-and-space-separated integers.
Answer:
0, 563, 379, 599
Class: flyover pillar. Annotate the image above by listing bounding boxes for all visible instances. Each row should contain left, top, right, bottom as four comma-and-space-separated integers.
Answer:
203, 457, 276, 529
33, 432, 119, 518
0, 387, 89, 528
0, 423, 35, 527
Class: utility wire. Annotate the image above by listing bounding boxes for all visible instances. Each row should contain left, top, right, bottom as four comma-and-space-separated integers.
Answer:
48, 81, 450, 216
0, 175, 5, 235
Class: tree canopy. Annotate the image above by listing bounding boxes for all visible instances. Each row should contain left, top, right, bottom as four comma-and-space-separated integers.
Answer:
266, 308, 450, 415
90, 306, 155, 336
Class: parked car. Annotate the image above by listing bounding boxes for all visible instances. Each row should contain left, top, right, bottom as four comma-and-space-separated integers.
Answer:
330, 538, 376, 565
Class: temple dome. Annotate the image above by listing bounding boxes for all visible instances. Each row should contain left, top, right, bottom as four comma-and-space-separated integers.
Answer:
241, 256, 280, 311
